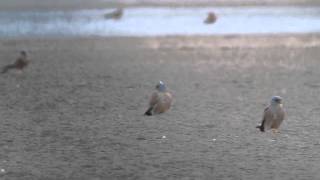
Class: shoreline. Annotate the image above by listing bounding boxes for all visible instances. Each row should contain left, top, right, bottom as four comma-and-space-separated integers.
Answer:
1, 33, 320, 49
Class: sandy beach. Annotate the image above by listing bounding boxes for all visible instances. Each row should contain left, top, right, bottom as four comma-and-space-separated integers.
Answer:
0, 0, 320, 179
0, 34, 320, 179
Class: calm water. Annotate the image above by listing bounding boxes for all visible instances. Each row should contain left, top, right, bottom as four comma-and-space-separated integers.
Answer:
0, 7, 320, 37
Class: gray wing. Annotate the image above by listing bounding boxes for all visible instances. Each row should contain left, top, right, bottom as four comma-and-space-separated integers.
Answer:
257, 107, 269, 132
149, 92, 159, 107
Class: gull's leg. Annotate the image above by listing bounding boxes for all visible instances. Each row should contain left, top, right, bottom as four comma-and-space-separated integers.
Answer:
272, 129, 279, 134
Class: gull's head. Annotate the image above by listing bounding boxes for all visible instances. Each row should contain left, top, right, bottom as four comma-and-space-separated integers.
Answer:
156, 81, 166, 92
20, 51, 27, 57
271, 96, 283, 105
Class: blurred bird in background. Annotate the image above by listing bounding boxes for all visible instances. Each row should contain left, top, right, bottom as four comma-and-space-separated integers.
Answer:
204, 12, 217, 24
2, 51, 29, 74
104, 8, 123, 20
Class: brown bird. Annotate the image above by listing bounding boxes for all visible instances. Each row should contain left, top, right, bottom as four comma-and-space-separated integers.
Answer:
256, 96, 286, 133
204, 12, 217, 24
2, 51, 29, 74
144, 81, 173, 116
104, 8, 123, 20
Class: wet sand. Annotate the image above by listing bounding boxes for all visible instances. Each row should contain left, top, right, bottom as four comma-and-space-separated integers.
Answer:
0, 34, 320, 179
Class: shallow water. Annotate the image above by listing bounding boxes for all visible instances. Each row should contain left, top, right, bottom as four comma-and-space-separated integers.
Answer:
0, 7, 320, 37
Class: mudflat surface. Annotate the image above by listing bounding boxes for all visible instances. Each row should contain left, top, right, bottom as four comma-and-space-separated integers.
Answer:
0, 35, 320, 179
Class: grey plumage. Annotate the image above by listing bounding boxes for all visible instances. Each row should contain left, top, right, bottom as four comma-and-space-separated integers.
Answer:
144, 81, 172, 116
257, 96, 286, 132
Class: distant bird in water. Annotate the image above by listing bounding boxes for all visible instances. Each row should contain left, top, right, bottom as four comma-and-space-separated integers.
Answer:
204, 12, 217, 24
256, 96, 286, 133
144, 81, 173, 116
2, 51, 29, 74
104, 8, 123, 20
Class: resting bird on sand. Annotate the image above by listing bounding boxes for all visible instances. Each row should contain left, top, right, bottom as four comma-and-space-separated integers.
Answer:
204, 12, 217, 24
256, 96, 286, 133
104, 8, 123, 20
144, 81, 173, 116
2, 51, 29, 74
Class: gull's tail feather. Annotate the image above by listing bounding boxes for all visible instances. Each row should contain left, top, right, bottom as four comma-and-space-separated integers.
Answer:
256, 118, 265, 132
144, 107, 153, 116
256, 124, 265, 132
1, 64, 15, 74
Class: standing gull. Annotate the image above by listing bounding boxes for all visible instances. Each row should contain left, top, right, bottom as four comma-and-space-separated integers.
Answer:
256, 96, 286, 133
2, 51, 29, 74
104, 8, 123, 20
204, 12, 217, 24
144, 81, 172, 116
